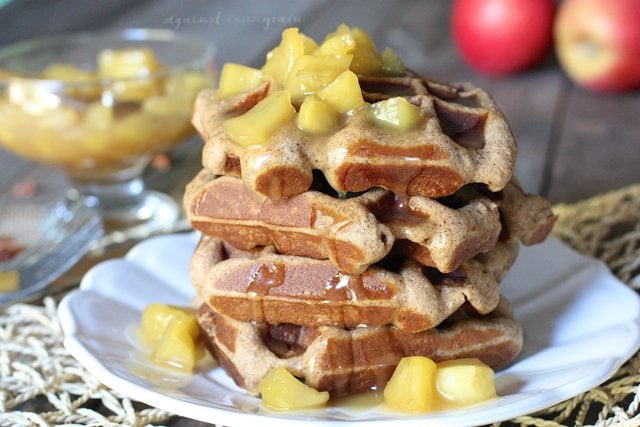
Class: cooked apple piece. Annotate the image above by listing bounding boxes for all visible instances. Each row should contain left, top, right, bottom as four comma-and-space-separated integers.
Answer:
313, 31, 356, 56
141, 303, 199, 344
0, 270, 19, 292
216, 63, 263, 99
384, 356, 438, 412
286, 54, 352, 102
296, 95, 341, 134
321, 24, 379, 71
84, 103, 113, 129
350, 27, 383, 75
222, 90, 295, 146
316, 70, 364, 113
98, 48, 164, 101
42, 63, 96, 82
98, 47, 162, 78
38, 106, 80, 128
150, 315, 199, 373
41, 63, 101, 99
371, 97, 423, 131
143, 95, 191, 116
380, 47, 406, 76
261, 28, 306, 86
165, 71, 212, 99
436, 358, 497, 405
301, 33, 319, 54
258, 366, 329, 410
8, 79, 82, 119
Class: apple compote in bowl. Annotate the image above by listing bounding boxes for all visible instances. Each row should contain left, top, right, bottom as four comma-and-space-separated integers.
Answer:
0, 29, 215, 233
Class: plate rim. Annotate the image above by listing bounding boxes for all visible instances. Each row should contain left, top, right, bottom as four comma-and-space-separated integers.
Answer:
57, 233, 640, 426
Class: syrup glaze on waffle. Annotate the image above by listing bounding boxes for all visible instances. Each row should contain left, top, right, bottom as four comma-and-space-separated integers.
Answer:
197, 297, 523, 396
193, 74, 517, 200
190, 236, 519, 332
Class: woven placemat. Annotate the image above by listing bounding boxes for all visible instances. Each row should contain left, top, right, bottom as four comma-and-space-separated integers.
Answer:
1, 185, 639, 427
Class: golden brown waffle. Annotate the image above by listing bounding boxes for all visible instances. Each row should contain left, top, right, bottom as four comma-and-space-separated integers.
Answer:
190, 236, 519, 332
499, 180, 558, 245
197, 297, 523, 397
185, 169, 502, 274
192, 74, 517, 200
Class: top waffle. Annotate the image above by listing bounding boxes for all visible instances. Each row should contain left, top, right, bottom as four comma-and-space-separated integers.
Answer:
192, 27, 517, 200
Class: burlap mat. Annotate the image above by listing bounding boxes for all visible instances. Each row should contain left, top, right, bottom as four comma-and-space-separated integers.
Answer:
1, 185, 639, 427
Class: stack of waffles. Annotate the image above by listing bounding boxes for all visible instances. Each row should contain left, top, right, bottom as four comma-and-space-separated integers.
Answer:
184, 25, 557, 397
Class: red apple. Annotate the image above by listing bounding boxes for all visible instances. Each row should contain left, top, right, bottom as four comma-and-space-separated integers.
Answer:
451, 0, 556, 75
555, 0, 640, 92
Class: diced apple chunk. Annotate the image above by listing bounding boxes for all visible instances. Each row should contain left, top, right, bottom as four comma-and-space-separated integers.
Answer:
98, 48, 164, 101
141, 303, 201, 374
371, 97, 423, 131
38, 106, 80, 128
150, 315, 199, 373
261, 28, 306, 86
84, 103, 113, 129
380, 47, 406, 76
222, 90, 295, 146
41, 63, 96, 82
286, 54, 352, 102
350, 27, 383, 75
143, 95, 191, 116
141, 303, 199, 344
313, 32, 356, 56
383, 356, 437, 413
0, 270, 20, 292
316, 70, 364, 113
164, 71, 212, 99
216, 63, 263, 99
258, 366, 329, 410
296, 95, 341, 134
301, 33, 319, 54
98, 47, 162, 78
436, 358, 496, 405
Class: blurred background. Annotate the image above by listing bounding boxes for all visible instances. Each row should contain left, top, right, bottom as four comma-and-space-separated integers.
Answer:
1, 0, 639, 204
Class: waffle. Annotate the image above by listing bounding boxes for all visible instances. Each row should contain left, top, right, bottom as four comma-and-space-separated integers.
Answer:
189, 236, 520, 333
498, 180, 558, 245
197, 297, 523, 397
184, 169, 502, 274
193, 75, 517, 200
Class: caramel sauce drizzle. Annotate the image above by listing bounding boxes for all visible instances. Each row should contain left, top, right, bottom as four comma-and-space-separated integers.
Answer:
370, 193, 426, 228
322, 273, 357, 302
247, 262, 286, 321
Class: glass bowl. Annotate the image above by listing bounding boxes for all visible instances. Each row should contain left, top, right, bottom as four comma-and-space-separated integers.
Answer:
0, 28, 216, 232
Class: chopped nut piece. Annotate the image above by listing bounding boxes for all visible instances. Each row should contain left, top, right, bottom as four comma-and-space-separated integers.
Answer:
11, 179, 38, 198
151, 153, 172, 171
0, 236, 25, 261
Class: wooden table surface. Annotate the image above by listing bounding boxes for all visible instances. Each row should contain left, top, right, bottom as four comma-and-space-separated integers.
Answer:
1, 1, 639, 425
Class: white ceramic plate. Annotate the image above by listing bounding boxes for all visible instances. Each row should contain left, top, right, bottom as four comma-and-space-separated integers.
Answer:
58, 233, 640, 427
